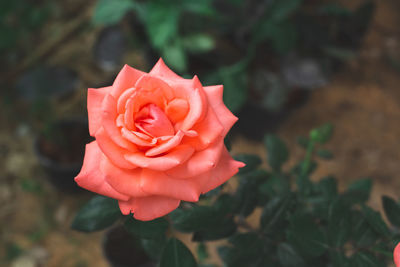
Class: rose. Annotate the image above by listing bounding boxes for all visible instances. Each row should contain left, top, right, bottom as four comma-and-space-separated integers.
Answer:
75, 59, 244, 221
395, 243, 400, 267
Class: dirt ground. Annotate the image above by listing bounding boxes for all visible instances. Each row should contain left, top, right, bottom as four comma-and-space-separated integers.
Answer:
1, 0, 400, 266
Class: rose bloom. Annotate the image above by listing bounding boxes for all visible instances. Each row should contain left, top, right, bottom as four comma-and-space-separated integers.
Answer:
75, 59, 245, 221
395, 243, 400, 267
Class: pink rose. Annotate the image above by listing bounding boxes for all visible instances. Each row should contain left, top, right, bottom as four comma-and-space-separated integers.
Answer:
395, 242, 400, 267
75, 59, 244, 221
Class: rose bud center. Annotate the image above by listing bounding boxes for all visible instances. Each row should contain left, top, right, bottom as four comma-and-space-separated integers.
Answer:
135, 103, 175, 137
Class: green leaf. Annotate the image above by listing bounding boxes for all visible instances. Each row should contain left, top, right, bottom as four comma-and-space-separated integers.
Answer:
234, 154, 262, 174
235, 170, 267, 216
287, 213, 327, 257
219, 63, 248, 112
93, 0, 135, 25
71, 196, 120, 232
141, 235, 167, 261
362, 205, 390, 237
182, 34, 215, 53
310, 123, 334, 144
264, 134, 289, 172
124, 217, 168, 239
296, 136, 310, 149
192, 217, 236, 241
162, 41, 187, 73
160, 238, 198, 267
316, 149, 334, 160
318, 176, 338, 200
261, 194, 293, 234
197, 243, 209, 262
259, 174, 290, 197
327, 199, 351, 247
382, 196, 400, 227
318, 3, 352, 16
344, 178, 372, 204
351, 211, 379, 247
170, 206, 220, 233
267, 0, 303, 22
277, 243, 305, 267
350, 252, 385, 267
145, 3, 179, 48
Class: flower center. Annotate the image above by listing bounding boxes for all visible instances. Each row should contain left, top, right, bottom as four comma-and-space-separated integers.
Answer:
135, 104, 174, 137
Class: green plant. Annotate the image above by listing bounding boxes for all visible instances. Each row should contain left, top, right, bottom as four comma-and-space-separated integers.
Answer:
72, 123, 399, 267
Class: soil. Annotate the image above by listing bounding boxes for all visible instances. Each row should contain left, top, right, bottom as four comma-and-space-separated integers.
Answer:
1, 0, 399, 266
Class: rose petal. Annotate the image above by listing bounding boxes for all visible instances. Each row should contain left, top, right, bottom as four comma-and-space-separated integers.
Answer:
165, 98, 189, 123
145, 130, 185, 157
166, 139, 224, 179
395, 243, 400, 267
140, 169, 200, 202
118, 196, 180, 221
121, 127, 157, 147
111, 64, 145, 98
117, 87, 136, 114
95, 127, 137, 169
102, 94, 137, 151
134, 74, 174, 102
100, 157, 149, 197
184, 106, 224, 150
74, 141, 129, 201
87, 86, 111, 136
149, 58, 184, 81
180, 88, 205, 131
193, 146, 245, 193
124, 145, 194, 171
203, 85, 238, 136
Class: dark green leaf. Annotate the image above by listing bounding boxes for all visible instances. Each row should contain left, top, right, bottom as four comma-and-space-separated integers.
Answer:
277, 243, 305, 267
192, 217, 236, 241
93, 0, 135, 25
170, 206, 219, 232
296, 136, 309, 149
261, 194, 293, 234
259, 174, 290, 198
141, 235, 167, 261
344, 178, 372, 203
264, 134, 289, 172
362, 205, 390, 237
310, 123, 334, 144
160, 238, 198, 267
124, 217, 168, 239
351, 211, 379, 247
318, 3, 352, 16
235, 170, 267, 216
383, 196, 400, 227
318, 176, 338, 200
71, 196, 120, 232
267, 0, 303, 22
197, 243, 208, 262
350, 252, 385, 267
287, 213, 327, 257
219, 63, 248, 112
327, 199, 351, 247
316, 149, 334, 160
234, 154, 262, 174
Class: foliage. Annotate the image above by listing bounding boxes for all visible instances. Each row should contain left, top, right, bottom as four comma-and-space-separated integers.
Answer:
92, 0, 375, 113
72, 124, 398, 266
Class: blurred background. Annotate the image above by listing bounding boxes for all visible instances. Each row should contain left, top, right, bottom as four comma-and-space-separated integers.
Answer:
1, 0, 400, 266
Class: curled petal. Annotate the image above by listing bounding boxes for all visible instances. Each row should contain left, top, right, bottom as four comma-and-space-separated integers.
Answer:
167, 139, 224, 179
141, 169, 200, 202
121, 128, 157, 147
111, 64, 145, 98
118, 196, 180, 221
74, 141, 129, 201
203, 85, 238, 136
124, 145, 194, 171
180, 88, 205, 131
193, 146, 245, 193
95, 127, 137, 169
145, 130, 186, 157
87, 87, 110, 136
117, 87, 136, 113
102, 94, 137, 151
100, 157, 149, 197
